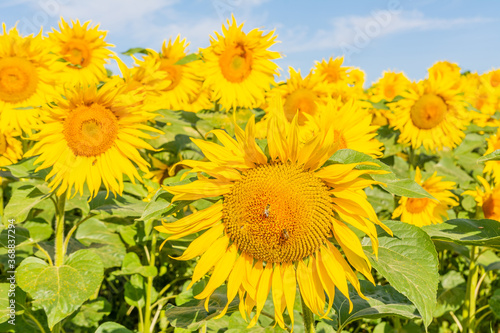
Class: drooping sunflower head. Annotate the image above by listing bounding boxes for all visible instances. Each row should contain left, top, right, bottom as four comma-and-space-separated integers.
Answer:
202, 15, 280, 110
463, 176, 500, 221
393, 167, 458, 227
25, 77, 160, 198
389, 74, 468, 152
48, 18, 115, 86
156, 100, 391, 329
0, 24, 63, 133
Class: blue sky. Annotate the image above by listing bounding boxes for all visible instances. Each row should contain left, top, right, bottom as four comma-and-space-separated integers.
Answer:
2, 0, 499, 86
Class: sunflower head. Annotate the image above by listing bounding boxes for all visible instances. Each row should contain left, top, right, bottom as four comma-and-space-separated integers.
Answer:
393, 167, 458, 227
369, 71, 411, 103
25, 77, 160, 198
202, 15, 280, 110
0, 128, 23, 167
156, 98, 392, 330
482, 129, 500, 185
0, 24, 63, 132
48, 18, 115, 86
463, 176, 500, 221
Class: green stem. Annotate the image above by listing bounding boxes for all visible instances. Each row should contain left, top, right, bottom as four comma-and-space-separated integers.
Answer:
33, 242, 54, 266
463, 246, 479, 333
300, 294, 315, 333
25, 309, 46, 333
54, 193, 66, 267
52, 322, 61, 333
392, 317, 402, 331
143, 231, 157, 333
62, 214, 95, 258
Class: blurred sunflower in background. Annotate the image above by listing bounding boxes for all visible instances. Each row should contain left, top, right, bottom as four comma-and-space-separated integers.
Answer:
389, 72, 468, 152
0, 24, 62, 133
202, 16, 280, 110
156, 98, 391, 330
0, 128, 23, 167
463, 176, 500, 221
25, 77, 160, 198
48, 18, 114, 86
482, 128, 500, 184
393, 167, 458, 227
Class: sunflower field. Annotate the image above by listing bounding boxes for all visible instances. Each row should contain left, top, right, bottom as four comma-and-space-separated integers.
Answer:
1, 16, 500, 333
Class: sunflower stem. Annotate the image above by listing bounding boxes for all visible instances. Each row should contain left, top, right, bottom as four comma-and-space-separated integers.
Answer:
463, 245, 479, 333
54, 193, 67, 267
143, 230, 157, 333
300, 294, 316, 333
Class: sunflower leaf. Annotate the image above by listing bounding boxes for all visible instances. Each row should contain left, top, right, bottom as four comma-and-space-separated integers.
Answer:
362, 220, 439, 329
478, 149, 500, 162
174, 53, 201, 65
121, 47, 149, 56
95, 322, 134, 333
422, 219, 500, 249
16, 249, 104, 329
329, 149, 435, 199
331, 280, 420, 331
1, 156, 49, 179
3, 182, 52, 223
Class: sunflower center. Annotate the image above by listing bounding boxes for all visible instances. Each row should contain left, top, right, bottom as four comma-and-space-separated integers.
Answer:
63, 103, 118, 157
62, 39, 91, 68
490, 71, 500, 88
410, 94, 447, 130
384, 85, 396, 100
482, 194, 500, 220
223, 163, 333, 263
160, 59, 183, 91
334, 130, 348, 149
0, 57, 39, 103
0, 133, 6, 155
406, 198, 429, 214
283, 88, 317, 124
324, 68, 340, 84
219, 43, 253, 83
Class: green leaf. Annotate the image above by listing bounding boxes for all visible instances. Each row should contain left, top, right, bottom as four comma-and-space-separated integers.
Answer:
140, 188, 194, 221
89, 191, 147, 218
333, 280, 420, 331
121, 47, 149, 56
70, 297, 112, 328
330, 149, 435, 199
478, 149, 500, 162
96, 322, 134, 333
124, 274, 145, 308
117, 252, 158, 277
362, 220, 439, 328
17, 249, 104, 329
4, 183, 52, 223
433, 271, 466, 317
174, 53, 201, 65
164, 287, 239, 330
0, 156, 49, 179
422, 219, 500, 249
490, 289, 500, 319
0, 283, 26, 324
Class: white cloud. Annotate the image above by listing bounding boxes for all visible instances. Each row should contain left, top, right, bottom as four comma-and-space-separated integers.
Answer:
276, 10, 493, 54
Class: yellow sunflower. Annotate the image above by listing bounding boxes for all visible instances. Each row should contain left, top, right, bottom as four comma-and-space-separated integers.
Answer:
389, 73, 468, 152
25, 77, 160, 198
463, 176, 500, 221
482, 129, 500, 185
0, 129, 23, 167
393, 167, 458, 227
317, 99, 384, 158
369, 71, 411, 103
155, 100, 391, 330
0, 24, 62, 133
48, 18, 114, 86
202, 16, 280, 110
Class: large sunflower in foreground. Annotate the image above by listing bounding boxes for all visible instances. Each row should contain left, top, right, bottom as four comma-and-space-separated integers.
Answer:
25, 77, 160, 198
0, 24, 62, 133
202, 16, 280, 110
463, 176, 500, 221
389, 73, 467, 152
155, 101, 391, 330
48, 18, 114, 86
393, 168, 457, 227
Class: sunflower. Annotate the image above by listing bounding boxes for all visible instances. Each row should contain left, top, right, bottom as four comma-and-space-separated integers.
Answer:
482, 129, 500, 185
0, 128, 23, 167
369, 71, 411, 103
25, 77, 160, 198
393, 168, 458, 227
202, 16, 280, 110
48, 18, 114, 86
389, 73, 468, 152
463, 176, 500, 221
155, 100, 391, 330
0, 24, 62, 133
317, 99, 384, 158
